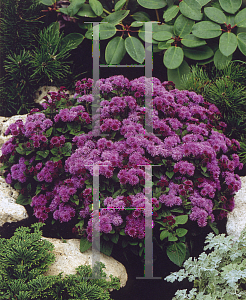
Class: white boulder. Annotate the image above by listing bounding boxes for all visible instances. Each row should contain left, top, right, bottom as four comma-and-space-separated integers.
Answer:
41, 237, 128, 289
226, 176, 246, 240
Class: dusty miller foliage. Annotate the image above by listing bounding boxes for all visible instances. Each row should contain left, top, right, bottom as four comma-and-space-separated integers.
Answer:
165, 227, 246, 300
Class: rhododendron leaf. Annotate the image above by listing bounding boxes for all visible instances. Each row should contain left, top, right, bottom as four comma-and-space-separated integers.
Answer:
100, 240, 113, 256
80, 236, 92, 252
125, 36, 145, 63
166, 171, 174, 179
115, 0, 126, 11
40, 0, 55, 5
111, 233, 119, 244
168, 234, 178, 242
176, 228, 188, 237
102, 10, 130, 26
237, 32, 246, 55
163, 5, 179, 22
153, 31, 173, 41
132, 11, 150, 22
67, 0, 85, 16
174, 15, 195, 38
192, 21, 222, 39
175, 215, 188, 225
235, 8, 246, 27
89, 0, 103, 16
219, 0, 242, 14
219, 32, 237, 56
105, 37, 126, 65
137, 0, 167, 9
181, 34, 207, 48
167, 242, 186, 266
77, 4, 97, 17
36, 150, 49, 158
204, 7, 226, 24
61, 33, 85, 51
179, 0, 203, 21
160, 230, 170, 241
14, 182, 22, 190
183, 45, 214, 60
167, 59, 190, 89
164, 46, 184, 69
85, 24, 116, 40
213, 49, 232, 69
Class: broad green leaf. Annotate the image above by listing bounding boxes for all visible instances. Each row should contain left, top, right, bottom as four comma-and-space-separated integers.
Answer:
80, 236, 92, 252
160, 230, 169, 241
204, 7, 226, 24
226, 14, 235, 27
168, 234, 178, 242
59, 7, 69, 15
237, 26, 246, 34
39, 0, 55, 5
67, 0, 85, 16
179, 0, 203, 21
36, 150, 49, 158
209, 221, 219, 234
16, 194, 32, 205
167, 60, 190, 89
102, 10, 130, 26
158, 40, 172, 49
137, 0, 167, 9
219, 0, 242, 14
183, 45, 214, 60
14, 182, 22, 190
85, 23, 116, 40
125, 36, 145, 63
164, 46, 184, 69
219, 32, 237, 56
105, 36, 126, 64
77, 4, 97, 17
235, 8, 246, 27
176, 228, 188, 237
214, 49, 232, 69
181, 34, 206, 47
165, 170, 174, 178
132, 11, 150, 22
115, 0, 126, 11
100, 240, 113, 256
110, 233, 119, 244
175, 215, 188, 224
138, 23, 163, 44
237, 32, 246, 55
174, 14, 195, 38
153, 31, 173, 41
163, 5, 179, 22
197, 57, 214, 65
61, 33, 84, 50
197, 0, 211, 5
89, 0, 103, 16
166, 242, 186, 266
131, 21, 144, 27
192, 21, 222, 39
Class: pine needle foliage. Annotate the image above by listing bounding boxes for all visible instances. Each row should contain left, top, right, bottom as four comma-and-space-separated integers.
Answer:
165, 227, 246, 300
0, 223, 120, 300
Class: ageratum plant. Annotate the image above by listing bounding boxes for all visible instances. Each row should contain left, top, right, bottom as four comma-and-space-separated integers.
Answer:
0, 75, 242, 266
40, 0, 246, 87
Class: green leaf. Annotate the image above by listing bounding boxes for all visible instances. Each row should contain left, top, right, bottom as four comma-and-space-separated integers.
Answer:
132, 11, 150, 22
166, 242, 186, 266
158, 40, 172, 49
197, 0, 211, 5
115, 0, 126, 11
164, 46, 184, 69
179, 0, 203, 21
61, 33, 84, 51
219, 0, 242, 14
45, 127, 53, 137
61, 142, 72, 156
67, 0, 86, 16
168, 234, 178, 242
183, 45, 214, 60
213, 48, 232, 69
209, 221, 219, 234
131, 21, 144, 27
112, 188, 122, 198
219, 32, 237, 56
16, 194, 31, 205
102, 10, 130, 26
163, 5, 179, 22
89, 0, 103, 16
204, 7, 226, 24
237, 32, 246, 55
39, 0, 55, 5
85, 23, 116, 40
125, 36, 145, 63
166, 170, 174, 179
138, 23, 158, 44
137, 0, 167, 9
122, 239, 128, 247
176, 228, 188, 237
36, 150, 49, 158
174, 14, 195, 38
105, 37, 126, 64
80, 236, 92, 252
153, 31, 173, 41
50, 148, 58, 155
167, 59, 190, 89
192, 21, 222, 39
160, 230, 170, 241
235, 8, 246, 27
181, 34, 206, 48
201, 166, 207, 173
100, 240, 113, 256
175, 215, 188, 225
110, 233, 119, 244
226, 13, 236, 26
14, 182, 22, 190
77, 4, 97, 17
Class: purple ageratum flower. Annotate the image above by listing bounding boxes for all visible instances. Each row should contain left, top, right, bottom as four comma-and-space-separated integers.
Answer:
174, 161, 195, 176
159, 194, 182, 207
189, 206, 209, 227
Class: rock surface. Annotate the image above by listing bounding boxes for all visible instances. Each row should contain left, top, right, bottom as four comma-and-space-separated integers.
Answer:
0, 177, 28, 227
41, 237, 127, 289
226, 176, 246, 240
